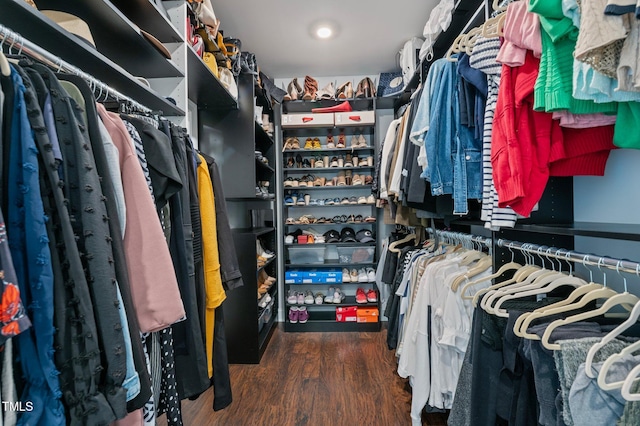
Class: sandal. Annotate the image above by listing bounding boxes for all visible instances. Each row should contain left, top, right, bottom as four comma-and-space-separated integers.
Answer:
315, 157, 325, 168
317, 217, 328, 223
284, 194, 295, 206
302, 159, 312, 168
282, 137, 293, 151
286, 217, 296, 224
330, 156, 339, 167
337, 175, 346, 186
347, 214, 356, 223
313, 176, 326, 186
337, 132, 346, 148
364, 215, 376, 223
291, 137, 300, 149
350, 135, 359, 148
284, 177, 296, 187
313, 137, 322, 149
354, 215, 363, 223
364, 175, 373, 185
345, 153, 353, 167
353, 174, 363, 185
327, 134, 335, 148
286, 156, 295, 168
296, 153, 303, 167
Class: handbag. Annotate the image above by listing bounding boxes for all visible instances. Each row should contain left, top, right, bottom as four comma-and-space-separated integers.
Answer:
218, 67, 238, 100
202, 52, 219, 78
377, 71, 404, 97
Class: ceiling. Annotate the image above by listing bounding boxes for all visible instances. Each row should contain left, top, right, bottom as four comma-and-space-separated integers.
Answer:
211, 0, 438, 78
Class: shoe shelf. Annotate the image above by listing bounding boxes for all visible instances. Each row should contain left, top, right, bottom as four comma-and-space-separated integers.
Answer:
285, 204, 376, 209
255, 122, 274, 152
287, 281, 377, 286
256, 158, 275, 176
283, 147, 375, 154
284, 242, 376, 247
258, 256, 277, 273
285, 222, 376, 227
282, 98, 375, 114
186, 46, 238, 110
287, 298, 378, 308
285, 321, 380, 332
284, 185, 373, 191
233, 227, 275, 236
286, 261, 377, 268
283, 166, 374, 172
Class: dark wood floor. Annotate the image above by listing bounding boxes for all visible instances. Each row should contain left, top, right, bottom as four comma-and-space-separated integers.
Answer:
157, 324, 448, 426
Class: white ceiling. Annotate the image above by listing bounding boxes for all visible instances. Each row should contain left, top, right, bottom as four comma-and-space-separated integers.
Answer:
211, 0, 438, 78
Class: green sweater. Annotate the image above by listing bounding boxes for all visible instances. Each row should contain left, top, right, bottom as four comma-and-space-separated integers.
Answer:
529, 0, 617, 114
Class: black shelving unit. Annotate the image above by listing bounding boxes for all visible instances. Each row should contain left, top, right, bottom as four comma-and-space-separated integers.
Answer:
286, 262, 377, 268
283, 97, 375, 114
186, 46, 238, 110
283, 147, 375, 154
110, 0, 183, 42
1, 0, 184, 115
284, 166, 375, 172
284, 185, 374, 191
284, 242, 376, 247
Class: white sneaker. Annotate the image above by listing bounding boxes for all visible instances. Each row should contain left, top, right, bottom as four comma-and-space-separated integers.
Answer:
325, 287, 335, 304
304, 290, 314, 304
342, 268, 351, 283
287, 290, 298, 305
333, 288, 344, 303
358, 268, 368, 283
314, 292, 324, 304
259, 293, 272, 308
366, 267, 376, 282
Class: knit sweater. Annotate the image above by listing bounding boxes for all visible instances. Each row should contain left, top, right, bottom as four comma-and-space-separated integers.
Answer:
491, 51, 563, 217
529, 0, 617, 114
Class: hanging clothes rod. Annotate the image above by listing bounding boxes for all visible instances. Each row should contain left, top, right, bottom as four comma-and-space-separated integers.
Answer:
0, 24, 151, 114
427, 228, 493, 249
496, 238, 640, 275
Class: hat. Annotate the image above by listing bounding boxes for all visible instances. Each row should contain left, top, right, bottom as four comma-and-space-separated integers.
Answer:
42, 10, 96, 48
356, 229, 375, 243
340, 228, 357, 243
323, 230, 340, 243
140, 29, 172, 59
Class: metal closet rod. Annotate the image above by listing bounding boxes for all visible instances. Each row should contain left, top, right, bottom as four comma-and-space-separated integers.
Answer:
496, 238, 640, 275
427, 228, 493, 248
0, 24, 151, 114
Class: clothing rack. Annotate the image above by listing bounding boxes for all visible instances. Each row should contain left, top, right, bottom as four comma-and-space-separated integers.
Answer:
427, 228, 493, 250
0, 24, 152, 114
496, 238, 640, 275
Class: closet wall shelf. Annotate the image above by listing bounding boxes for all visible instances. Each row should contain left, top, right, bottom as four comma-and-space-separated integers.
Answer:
233, 227, 275, 236
287, 298, 378, 308
1, 2, 185, 116
283, 147, 374, 154
109, 0, 183, 42
34, 0, 184, 78
500, 222, 640, 242
286, 261, 376, 268
284, 166, 374, 172
285, 204, 375, 209
186, 46, 238, 110
283, 98, 375, 114
256, 159, 275, 175
285, 242, 376, 247
258, 257, 277, 273
284, 185, 373, 191
255, 123, 274, 152
285, 222, 376, 227
284, 320, 381, 333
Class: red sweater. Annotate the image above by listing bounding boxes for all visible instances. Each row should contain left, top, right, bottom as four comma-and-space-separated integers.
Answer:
491, 51, 563, 217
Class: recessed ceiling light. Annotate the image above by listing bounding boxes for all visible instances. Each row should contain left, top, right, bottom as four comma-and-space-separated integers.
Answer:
310, 20, 339, 40
316, 26, 332, 39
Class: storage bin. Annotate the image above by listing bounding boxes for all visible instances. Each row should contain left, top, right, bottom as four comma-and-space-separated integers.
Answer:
258, 297, 275, 332
334, 110, 375, 126
281, 112, 334, 128
288, 246, 326, 264
337, 246, 375, 264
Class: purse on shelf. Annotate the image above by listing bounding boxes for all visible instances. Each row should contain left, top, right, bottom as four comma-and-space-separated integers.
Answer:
202, 52, 219, 78
377, 71, 405, 97
188, 0, 221, 38
218, 67, 238, 100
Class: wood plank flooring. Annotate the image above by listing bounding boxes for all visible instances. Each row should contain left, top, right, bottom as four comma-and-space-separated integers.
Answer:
157, 324, 448, 426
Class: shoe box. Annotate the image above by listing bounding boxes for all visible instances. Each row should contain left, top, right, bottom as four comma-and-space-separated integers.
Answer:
357, 308, 379, 323
285, 269, 343, 284
336, 306, 358, 322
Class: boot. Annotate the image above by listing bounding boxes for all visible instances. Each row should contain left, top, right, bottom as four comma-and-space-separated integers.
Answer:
302, 75, 318, 100
283, 78, 303, 101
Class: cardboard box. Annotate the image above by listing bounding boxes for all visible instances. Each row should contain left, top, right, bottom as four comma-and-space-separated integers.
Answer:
285, 269, 342, 284
357, 308, 379, 323
336, 306, 358, 322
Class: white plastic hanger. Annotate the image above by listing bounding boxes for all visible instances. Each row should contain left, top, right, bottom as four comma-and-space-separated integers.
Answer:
388, 233, 416, 254
621, 363, 640, 400
0, 35, 10, 76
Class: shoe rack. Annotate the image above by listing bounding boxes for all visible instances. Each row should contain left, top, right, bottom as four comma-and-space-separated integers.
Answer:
200, 71, 279, 363
275, 98, 382, 333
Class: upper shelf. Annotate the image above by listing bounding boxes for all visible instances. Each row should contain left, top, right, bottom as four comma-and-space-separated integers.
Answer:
283, 98, 375, 114
35, 0, 183, 79
498, 222, 640, 242
2, 0, 184, 115
186, 46, 238, 110
109, 0, 183, 43
255, 122, 274, 152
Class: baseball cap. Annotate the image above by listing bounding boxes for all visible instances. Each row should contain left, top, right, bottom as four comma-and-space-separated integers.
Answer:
323, 230, 340, 243
356, 229, 375, 243
340, 227, 357, 243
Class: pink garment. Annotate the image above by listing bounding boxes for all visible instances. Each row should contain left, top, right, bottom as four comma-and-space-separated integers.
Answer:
552, 111, 617, 128
496, 2, 543, 66
97, 103, 185, 333
111, 408, 142, 426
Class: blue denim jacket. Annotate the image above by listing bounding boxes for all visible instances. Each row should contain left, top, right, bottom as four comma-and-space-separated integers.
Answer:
424, 58, 482, 214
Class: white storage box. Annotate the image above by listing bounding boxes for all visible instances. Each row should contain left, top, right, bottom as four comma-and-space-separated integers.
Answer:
281, 113, 334, 128
288, 246, 326, 264
334, 110, 375, 126
337, 246, 375, 264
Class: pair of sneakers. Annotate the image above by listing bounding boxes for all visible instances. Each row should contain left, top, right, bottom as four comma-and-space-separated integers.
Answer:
324, 287, 344, 304
343, 267, 375, 283
289, 306, 309, 323
355, 288, 378, 304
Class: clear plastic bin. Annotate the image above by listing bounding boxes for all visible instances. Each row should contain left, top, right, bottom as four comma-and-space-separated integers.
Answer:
336, 246, 375, 264
288, 246, 326, 264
